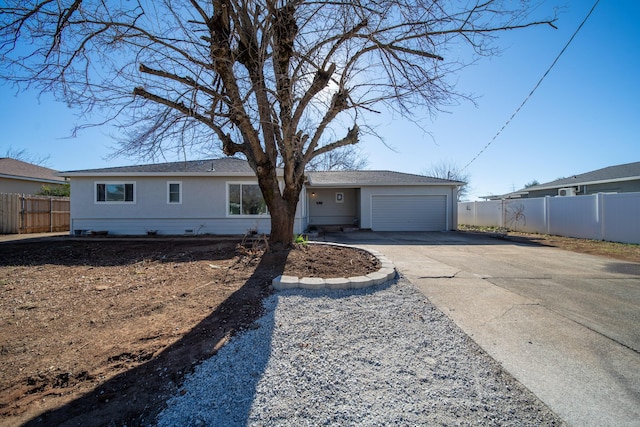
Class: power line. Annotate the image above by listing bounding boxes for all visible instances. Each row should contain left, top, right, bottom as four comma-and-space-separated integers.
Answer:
463, 0, 601, 171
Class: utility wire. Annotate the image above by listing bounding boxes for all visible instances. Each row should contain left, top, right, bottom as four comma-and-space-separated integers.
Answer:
463, 0, 601, 171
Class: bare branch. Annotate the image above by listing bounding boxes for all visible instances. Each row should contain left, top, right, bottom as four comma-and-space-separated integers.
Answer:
311, 124, 359, 159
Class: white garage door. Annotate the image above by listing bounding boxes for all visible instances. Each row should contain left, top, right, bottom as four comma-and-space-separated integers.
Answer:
371, 195, 447, 231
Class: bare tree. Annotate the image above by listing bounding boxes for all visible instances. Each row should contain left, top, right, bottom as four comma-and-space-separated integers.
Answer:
424, 161, 470, 201
0, 1, 555, 246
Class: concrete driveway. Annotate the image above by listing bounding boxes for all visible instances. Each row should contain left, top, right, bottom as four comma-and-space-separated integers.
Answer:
322, 231, 640, 427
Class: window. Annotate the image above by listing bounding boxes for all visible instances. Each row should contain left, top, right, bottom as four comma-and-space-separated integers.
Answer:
167, 181, 181, 204
228, 183, 268, 215
96, 182, 134, 203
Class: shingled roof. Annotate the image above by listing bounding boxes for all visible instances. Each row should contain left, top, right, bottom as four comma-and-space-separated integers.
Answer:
307, 170, 464, 186
0, 157, 66, 183
62, 157, 256, 176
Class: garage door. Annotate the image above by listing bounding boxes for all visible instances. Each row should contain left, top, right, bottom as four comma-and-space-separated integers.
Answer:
371, 195, 446, 231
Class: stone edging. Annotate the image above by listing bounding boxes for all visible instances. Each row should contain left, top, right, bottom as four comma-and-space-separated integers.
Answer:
272, 242, 397, 291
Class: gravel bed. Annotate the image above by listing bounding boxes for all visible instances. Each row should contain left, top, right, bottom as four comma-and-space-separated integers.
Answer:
157, 279, 565, 426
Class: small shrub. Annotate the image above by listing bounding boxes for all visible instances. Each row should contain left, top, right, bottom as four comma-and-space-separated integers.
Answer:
37, 183, 70, 197
294, 234, 308, 245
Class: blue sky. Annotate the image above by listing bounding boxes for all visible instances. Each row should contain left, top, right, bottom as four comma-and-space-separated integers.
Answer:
1, 0, 638, 200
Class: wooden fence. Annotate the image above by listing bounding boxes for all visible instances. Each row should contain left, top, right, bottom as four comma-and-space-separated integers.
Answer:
0, 193, 70, 234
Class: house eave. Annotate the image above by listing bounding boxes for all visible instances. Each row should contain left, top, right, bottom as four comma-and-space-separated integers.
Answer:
60, 171, 276, 178
0, 173, 66, 184
306, 182, 461, 188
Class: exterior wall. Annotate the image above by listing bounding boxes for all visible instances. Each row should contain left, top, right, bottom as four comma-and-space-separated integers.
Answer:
299, 186, 308, 233
459, 192, 640, 244
450, 185, 459, 230
70, 174, 458, 235
0, 177, 65, 195
360, 185, 456, 230
307, 188, 358, 227
70, 176, 304, 235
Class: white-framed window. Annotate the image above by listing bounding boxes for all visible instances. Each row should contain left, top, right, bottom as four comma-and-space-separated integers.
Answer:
336, 192, 344, 203
167, 181, 182, 204
228, 182, 268, 216
95, 182, 135, 203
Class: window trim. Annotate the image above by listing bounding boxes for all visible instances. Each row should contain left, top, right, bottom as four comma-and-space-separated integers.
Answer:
167, 181, 182, 204
227, 181, 269, 217
95, 181, 136, 204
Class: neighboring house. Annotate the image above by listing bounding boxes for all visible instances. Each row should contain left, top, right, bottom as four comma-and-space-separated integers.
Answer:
483, 161, 640, 200
0, 157, 67, 195
62, 158, 462, 236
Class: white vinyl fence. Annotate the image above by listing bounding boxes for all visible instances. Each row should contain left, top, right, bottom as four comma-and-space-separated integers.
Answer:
458, 192, 640, 245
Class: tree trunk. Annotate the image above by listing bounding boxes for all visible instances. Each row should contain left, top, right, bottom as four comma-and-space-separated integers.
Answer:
268, 196, 298, 249
254, 163, 302, 249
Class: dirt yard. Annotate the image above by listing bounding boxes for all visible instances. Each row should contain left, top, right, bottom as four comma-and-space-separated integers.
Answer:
0, 237, 379, 427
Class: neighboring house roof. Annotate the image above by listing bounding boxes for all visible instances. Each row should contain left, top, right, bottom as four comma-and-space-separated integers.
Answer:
0, 157, 66, 184
484, 161, 640, 199
526, 161, 640, 191
62, 157, 257, 176
307, 170, 464, 187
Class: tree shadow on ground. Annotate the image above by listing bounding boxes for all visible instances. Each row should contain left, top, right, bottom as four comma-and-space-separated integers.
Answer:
23, 249, 288, 427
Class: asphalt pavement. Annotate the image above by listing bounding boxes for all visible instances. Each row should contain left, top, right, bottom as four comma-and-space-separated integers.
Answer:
322, 230, 640, 427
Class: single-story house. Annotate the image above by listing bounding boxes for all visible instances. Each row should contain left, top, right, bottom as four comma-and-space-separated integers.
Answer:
482, 161, 640, 200
62, 158, 463, 236
0, 157, 68, 195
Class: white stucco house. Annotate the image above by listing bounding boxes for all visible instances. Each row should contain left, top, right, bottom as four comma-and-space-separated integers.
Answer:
62, 158, 462, 236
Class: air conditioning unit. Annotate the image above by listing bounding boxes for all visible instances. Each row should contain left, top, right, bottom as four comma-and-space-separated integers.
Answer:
558, 187, 577, 197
